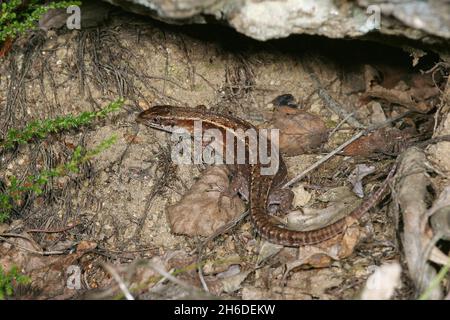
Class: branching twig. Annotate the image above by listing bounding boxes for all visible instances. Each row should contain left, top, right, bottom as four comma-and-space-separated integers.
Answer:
0, 235, 64, 255
26, 221, 81, 234
283, 111, 412, 189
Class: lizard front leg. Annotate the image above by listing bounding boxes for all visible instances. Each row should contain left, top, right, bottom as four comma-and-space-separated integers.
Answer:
207, 165, 249, 210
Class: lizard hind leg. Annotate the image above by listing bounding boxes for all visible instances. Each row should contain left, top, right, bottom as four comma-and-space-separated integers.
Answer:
209, 166, 249, 210
267, 188, 294, 215
230, 172, 250, 202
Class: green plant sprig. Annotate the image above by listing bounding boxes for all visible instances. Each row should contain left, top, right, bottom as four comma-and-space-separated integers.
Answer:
1, 0, 82, 42
418, 257, 450, 300
0, 265, 30, 300
0, 134, 117, 222
0, 98, 123, 150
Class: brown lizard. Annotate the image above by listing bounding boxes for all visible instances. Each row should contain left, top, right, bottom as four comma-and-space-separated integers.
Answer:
137, 105, 396, 246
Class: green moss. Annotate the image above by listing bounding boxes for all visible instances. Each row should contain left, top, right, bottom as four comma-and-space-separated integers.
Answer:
0, 98, 123, 150
0, 99, 123, 222
0, 266, 30, 300
1, 0, 82, 42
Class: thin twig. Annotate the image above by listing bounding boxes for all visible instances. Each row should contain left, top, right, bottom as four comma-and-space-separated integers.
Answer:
283, 111, 412, 189
149, 262, 194, 291
283, 131, 365, 188
26, 221, 81, 233
195, 210, 249, 292
140, 260, 215, 299
303, 60, 365, 129
0, 235, 64, 255
328, 111, 356, 138
102, 263, 135, 300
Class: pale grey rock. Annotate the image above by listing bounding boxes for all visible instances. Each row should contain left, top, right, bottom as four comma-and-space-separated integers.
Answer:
100, 0, 450, 43
359, 0, 450, 39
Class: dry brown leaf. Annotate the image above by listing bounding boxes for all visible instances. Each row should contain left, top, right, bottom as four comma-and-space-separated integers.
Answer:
409, 73, 441, 100
76, 240, 97, 252
365, 84, 432, 113
348, 164, 376, 198
167, 165, 245, 237
0, 37, 14, 59
0, 237, 96, 299
220, 269, 251, 294
342, 127, 413, 157
362, 63, 441, 114
243, 267, 342, 299
270, 106, 327, 156
286, 268, 344, 298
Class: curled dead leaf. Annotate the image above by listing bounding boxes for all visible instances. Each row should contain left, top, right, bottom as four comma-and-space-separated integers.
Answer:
342, 127, 414, 157
167, 165, 245, 237
0, 236, 94, 299
348, 164, 375, 198
76, 241, 97, 252
365, 84, 433, 113
220, 269, 251, 294
270, 106, 327, 156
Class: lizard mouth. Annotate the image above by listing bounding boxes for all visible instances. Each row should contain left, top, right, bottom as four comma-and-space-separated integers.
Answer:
137, 119, 177, 133
136, 115, 185, 134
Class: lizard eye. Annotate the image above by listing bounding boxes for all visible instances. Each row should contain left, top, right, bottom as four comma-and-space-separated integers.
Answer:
153, 116, 161, 124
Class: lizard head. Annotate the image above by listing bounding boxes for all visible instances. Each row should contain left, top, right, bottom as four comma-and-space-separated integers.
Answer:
136, 105, 181, 132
